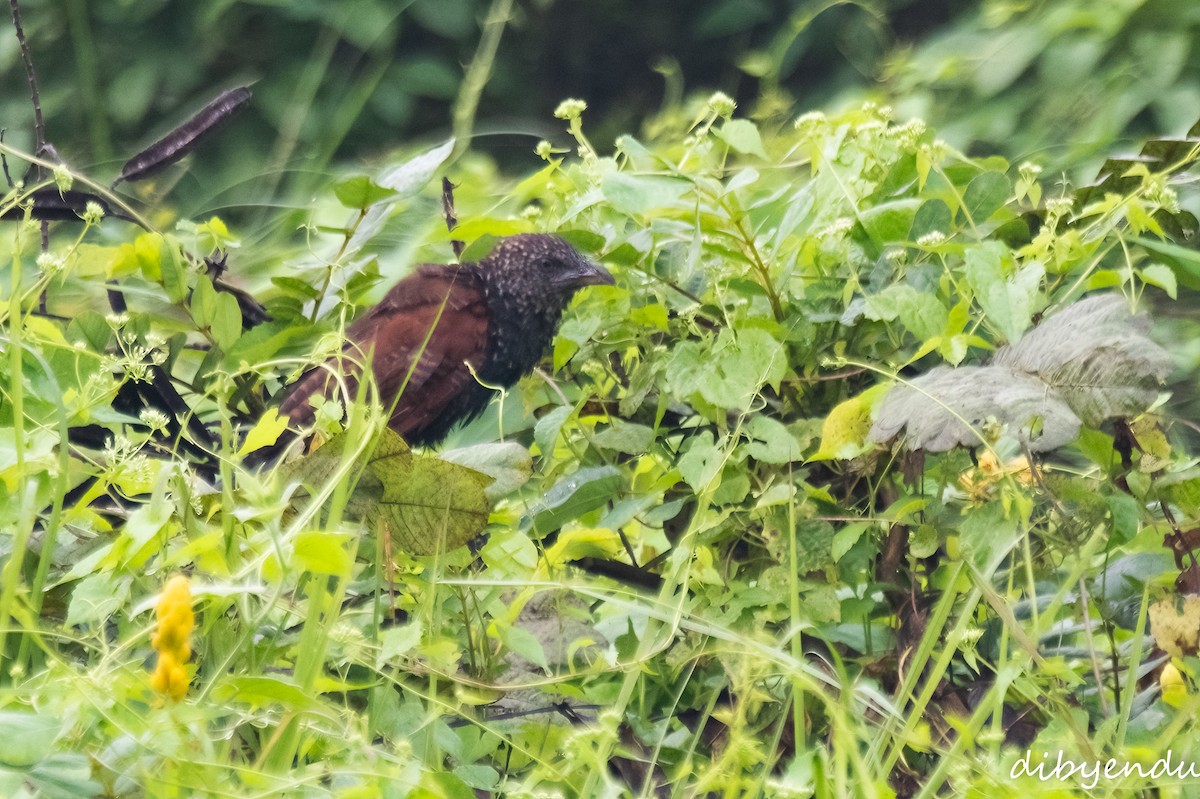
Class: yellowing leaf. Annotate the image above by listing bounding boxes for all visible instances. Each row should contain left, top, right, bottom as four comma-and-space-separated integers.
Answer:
541, 527, 624, 569
813, 384, 889, 460
239, 409, 290, 456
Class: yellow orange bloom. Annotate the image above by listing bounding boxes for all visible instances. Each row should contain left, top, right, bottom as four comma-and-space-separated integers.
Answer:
150, 575, 194, 701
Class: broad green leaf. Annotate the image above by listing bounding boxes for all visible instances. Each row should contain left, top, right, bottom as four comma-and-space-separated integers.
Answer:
670, 328, 787, 411
26, 754, 102, 799
591, 419, 655, 454
533, 405, 572, 455
542, 527, 625, 567
158, 236, 188, 303
1140, 263, 1177, 299
378, 622, 423, 665
961, 171, 1011, 224
287, 430, 492, 554
191, 274, 218, 327
372, 453, 491, 553
530, 465, 623, 534
794, 520, 836, 573
0, 712, 60, 767
491, 621, 549, 671
1133, 236, 1200, 289
678, 431, 723, 491
860, 199, 920, 245
910, 199, 953, 240
67, 311, 111, 351
65, 573, 131, 627
742, 416, 803, 464
216, 676, 334, 715
211, 290, 243, 350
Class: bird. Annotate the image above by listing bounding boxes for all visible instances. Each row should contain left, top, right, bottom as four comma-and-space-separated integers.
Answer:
276, 233, 614, 448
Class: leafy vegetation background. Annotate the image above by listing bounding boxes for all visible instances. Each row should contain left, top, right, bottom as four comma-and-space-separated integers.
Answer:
2, 0, 1200, 796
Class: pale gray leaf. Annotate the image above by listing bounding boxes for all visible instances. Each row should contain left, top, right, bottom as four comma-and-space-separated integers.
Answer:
994, 294, 1172, 425
440, 442, 534, 501
870, 365, 1081, 452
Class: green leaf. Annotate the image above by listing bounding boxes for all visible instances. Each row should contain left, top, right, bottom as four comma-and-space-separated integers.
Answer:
669, 329, 786, 411
0, 712, 60, 767
67, 311, 111, 351
813, 385, 888, 460
742, 416, 803, 463
592, 419, 655, 453
371, 453, 492, 553
294, 531, 356, 577
860, 199, 920, 245
961, 171, 1011, 225
957, 501, 1019, 570
271, 276, 323, 300
287, 430, 491, 554
1107, 493, 1140, 546
211, 290, 243, 350
158, 237, 188, 303
716, 119, 769, 159
964, 241, 1044, 342
334, 175, 399, 209
531, 465, 623, 534
217, 676, 333, 715
26, 754, 102, 799
678, 431, 723, 492
1132, 236, 1200, 290
224, 321, 309, 369
910, 199, 953, 241
417, 771, 477, 799
378, 622, 423, 665
794, 520, 835, 573
533, 405, 572, 455
601, 172, 691, 216
65, 573, 131, 627
494, 621, 549, 671
1140, 263, 1177, 299
191, 274, 218, 327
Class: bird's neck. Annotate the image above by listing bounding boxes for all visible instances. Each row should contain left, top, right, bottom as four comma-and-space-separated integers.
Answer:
478, 272, 564, 385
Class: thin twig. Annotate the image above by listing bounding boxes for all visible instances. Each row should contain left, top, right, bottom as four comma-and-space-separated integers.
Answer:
10, 0, 52, 311
10, 0, 45, 156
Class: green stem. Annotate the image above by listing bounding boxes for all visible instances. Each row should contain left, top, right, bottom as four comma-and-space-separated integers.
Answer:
0, 229, 30, 673
452, 0, 515, 158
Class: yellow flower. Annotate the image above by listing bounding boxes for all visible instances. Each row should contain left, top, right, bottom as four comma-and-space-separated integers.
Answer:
959, 453, 1035, 501
150, 575, 194, 701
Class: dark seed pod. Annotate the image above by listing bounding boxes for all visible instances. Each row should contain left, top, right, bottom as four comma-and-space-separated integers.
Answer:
116, 86, 252, 184
1, 188, 123, 221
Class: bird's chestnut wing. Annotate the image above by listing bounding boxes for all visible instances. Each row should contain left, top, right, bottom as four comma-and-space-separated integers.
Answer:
279, 265, 489, 439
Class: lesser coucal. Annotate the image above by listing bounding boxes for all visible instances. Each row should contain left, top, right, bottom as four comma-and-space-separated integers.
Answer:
277, 233, 614, 447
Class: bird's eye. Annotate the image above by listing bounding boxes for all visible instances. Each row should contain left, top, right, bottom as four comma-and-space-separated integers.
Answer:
539, 258, 557, 270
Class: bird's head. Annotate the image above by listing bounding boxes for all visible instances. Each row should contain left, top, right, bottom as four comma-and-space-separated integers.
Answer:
478, 233, 613, 318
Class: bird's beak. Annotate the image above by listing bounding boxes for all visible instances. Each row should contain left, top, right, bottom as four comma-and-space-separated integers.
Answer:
555, 259, 615, 290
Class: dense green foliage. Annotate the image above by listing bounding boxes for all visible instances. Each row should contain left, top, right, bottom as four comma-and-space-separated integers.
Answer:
3, 1, 1200, 797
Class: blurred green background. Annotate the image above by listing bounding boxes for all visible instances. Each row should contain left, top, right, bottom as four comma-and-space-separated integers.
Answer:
4, 0, 1198, 212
